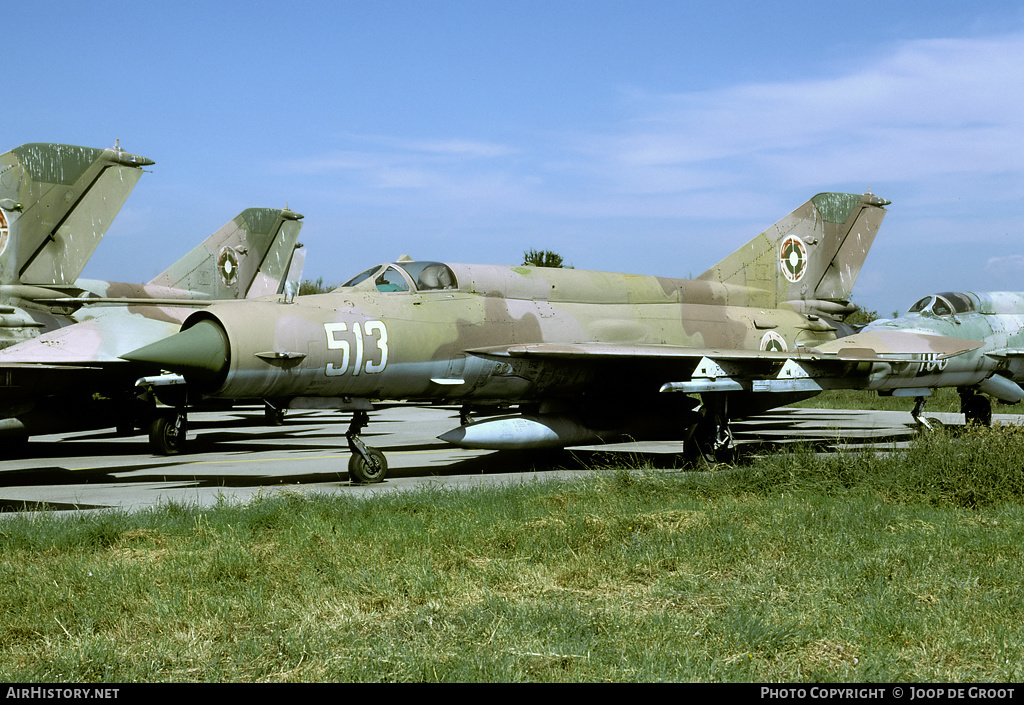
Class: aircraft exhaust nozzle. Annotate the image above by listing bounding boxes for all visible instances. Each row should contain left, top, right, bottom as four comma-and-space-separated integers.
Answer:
120, 320, 230, 388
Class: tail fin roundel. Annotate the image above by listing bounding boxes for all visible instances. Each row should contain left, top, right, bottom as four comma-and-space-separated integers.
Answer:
697, 191, 888, 314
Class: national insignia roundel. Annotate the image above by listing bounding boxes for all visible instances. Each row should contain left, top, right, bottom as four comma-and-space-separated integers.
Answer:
0, 209, 8, 257
779, 235, 807, 283
760, 331, 787, 353
217, 247, 240, 286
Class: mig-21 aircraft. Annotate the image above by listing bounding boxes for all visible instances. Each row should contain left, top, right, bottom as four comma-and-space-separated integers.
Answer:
835, 291, 1024, 427
0, 206, 305, 452
122, 191, 902, 481
0, 141, 154, 347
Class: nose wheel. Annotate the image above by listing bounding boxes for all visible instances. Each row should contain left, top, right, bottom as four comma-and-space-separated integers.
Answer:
911, 396, 944, 432
148, 409, 188, 455
346, 410, 388, 483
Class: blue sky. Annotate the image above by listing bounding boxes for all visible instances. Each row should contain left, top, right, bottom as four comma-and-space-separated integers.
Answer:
5, 1, 1024, 316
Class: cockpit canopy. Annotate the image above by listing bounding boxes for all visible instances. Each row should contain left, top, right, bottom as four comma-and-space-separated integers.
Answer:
340, 261, 458, 293
907, 292, 976, 317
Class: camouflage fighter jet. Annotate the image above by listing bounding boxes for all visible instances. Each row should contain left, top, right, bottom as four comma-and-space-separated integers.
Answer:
831, 291, 1024, 427
0, 207, 305, 452
122, 191, 899, 480
0, 141, 154, 347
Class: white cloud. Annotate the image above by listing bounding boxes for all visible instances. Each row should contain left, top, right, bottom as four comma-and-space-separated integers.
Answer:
583, 32, 1024, 195
986, 255, 1024, 277
274, 31, 1024, 228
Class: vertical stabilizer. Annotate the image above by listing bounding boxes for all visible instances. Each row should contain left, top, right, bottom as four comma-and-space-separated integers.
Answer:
147, 208, 304, 299
0, 142, 154, 286
697, 192, 888, 313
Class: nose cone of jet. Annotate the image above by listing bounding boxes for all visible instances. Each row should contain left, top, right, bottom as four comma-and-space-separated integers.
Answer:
121, 320, 229, 387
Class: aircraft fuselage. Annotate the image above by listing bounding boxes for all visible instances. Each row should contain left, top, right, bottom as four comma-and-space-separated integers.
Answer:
178, 262, 840, 404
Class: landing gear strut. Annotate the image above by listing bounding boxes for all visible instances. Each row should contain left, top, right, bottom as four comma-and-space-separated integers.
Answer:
684, 394, 735, 465
264, 400, 286, 426
911, 396, 943, 431
346, 410, 388, 483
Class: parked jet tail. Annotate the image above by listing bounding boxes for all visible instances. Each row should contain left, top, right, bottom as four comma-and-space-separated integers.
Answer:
0, 142, 154, 287
697, 191, 889, 317
147, 207, 304, 300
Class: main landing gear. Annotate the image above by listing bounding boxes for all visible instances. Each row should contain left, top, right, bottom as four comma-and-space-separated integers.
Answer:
683, 394, 735, 465
911, 387, 993, 431
959, 388, 992, 427
346, 410, 388, 483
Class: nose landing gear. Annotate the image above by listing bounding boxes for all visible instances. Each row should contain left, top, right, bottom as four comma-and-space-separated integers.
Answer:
148, 408, 188, 455
346, 410, 388, 483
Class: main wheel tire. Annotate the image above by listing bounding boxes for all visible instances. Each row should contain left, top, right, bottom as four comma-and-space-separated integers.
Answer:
149, 413, 186, 455
965, 396, 992, 427
680, 437, 717, 469
348, 447, 388, 483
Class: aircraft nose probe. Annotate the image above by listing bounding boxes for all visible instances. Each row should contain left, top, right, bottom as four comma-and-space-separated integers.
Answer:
121, 320, 230, 387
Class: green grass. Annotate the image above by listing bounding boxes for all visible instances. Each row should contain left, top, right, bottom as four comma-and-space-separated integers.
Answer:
785, 387, 966, 413
2, 426, 1024, 682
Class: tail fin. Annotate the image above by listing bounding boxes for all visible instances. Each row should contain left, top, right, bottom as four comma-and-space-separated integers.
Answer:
697, 192, 888, 316
147, 207, 304, 299
0, 142, 154, 287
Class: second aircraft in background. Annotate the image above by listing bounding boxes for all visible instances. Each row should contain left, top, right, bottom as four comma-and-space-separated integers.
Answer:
846, 291, 1024, 427
0, 143, 305, 452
